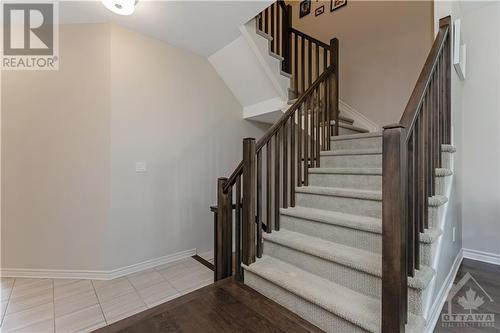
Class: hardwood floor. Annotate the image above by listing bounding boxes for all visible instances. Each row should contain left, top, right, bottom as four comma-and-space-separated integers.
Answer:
93, 278, 323, 333
434, 259, 500, 332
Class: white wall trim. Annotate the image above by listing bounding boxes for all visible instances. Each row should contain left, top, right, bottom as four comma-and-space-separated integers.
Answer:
424, 249, 463, 333
0, 248, 196, 280
463, 248, 500, 266
339, 100, 380, 133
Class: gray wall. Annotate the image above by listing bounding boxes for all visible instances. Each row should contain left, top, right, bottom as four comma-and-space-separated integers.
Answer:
459, 2, 500, 258
1, 23, 267, 272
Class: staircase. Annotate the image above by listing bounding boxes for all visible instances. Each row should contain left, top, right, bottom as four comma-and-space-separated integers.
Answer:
242, 132, 454, 332
211, 3, 453, 332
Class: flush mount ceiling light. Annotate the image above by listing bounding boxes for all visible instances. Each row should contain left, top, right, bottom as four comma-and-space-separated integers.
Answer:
102, 0, 138, 16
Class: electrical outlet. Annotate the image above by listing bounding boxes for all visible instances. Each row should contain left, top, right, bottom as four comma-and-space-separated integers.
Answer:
452, 227, 456, 242
135, 162, 147, 173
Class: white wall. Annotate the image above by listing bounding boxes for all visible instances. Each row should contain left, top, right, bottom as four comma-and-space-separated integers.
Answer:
1, 23, 267, 273
459, 2, 500, 259
2, 24, 113, 270
109, 24, 267, 269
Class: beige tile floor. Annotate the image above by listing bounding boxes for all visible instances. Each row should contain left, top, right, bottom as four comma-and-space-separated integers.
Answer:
0, 257, 213, 333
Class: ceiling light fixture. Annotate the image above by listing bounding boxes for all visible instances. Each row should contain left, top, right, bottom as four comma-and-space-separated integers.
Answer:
102, 0, 138, 16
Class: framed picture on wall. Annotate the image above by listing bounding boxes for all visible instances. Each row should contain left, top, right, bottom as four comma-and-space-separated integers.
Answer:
331, 0, 347, 12
299, 0, 311, 18
315, 5, 325, 17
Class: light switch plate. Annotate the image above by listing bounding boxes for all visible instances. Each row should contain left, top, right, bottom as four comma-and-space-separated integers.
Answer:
135, 162, 147, 173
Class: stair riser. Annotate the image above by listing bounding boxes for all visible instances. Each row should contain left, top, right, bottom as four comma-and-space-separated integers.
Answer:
280, 215, 382, 253
296, 193, 381, 218
331, 137, 382, 150
320, 154, 382, 168
280, 215, 438, 265
309, 173, 382, 191
264, 241, 428, 316
244, 270, 372, 333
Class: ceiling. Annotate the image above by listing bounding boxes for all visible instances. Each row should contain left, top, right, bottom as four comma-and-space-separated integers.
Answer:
59, 1, 272, 57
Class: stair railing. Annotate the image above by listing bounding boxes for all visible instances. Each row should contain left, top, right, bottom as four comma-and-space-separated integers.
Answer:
382, 16, 451, 332
213, 64, 338, 282
257, 1, 338, 97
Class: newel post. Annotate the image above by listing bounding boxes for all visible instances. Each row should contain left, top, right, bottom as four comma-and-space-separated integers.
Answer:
329, 38, 339, 136
382, 124, 408, 333
215, 177, 232, 281
242, 138, 256, 266
282, 4, 293, 74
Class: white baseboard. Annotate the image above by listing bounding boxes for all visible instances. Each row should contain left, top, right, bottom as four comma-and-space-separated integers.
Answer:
463, 248, 500, 266
424, 249, 463, 333
339, 100, 380, 133
0, 248, 196, 280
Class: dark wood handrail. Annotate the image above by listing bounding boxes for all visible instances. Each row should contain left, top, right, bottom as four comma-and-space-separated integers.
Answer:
256, 66, 335, 151
399, 17, 450, 135
382, 15, 451, 332
290, 28, 330, 49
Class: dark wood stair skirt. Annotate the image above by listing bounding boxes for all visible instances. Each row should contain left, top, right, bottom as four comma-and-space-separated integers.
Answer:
93, 278, 324, 333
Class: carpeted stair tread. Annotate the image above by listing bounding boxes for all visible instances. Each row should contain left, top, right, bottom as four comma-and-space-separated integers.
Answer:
263, 229, 434, 290
309, 167, 382, 175
244, 255, 381, 333
321, 148, 382, 156
264, 229, 380, 276
331, 131, 382, 141
280, 206, 381, 234
295, 186, 382, 201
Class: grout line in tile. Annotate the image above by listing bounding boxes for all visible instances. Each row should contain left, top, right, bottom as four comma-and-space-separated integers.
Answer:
2, 277, 16, 326
91, 280, 108, 326
52, 279, 55, 333
125, 277, 148, 308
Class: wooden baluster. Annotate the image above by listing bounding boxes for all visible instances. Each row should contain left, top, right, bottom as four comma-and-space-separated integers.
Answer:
322, 81, 327, 151
316, 44, 319, 81
301, 37, 305, 95
424, 93, 431, 230
323, 48, 327, 78
275, 132, 280, 230
407, 130, 415, 278
270, 3, 275, 53
297, 103, 303, 187
283, 5, 292, 74
326, 78, 331, 150
413, 109, 428, 269
264, 8, 269, 34
216, 177, 232, 281
310, 93, 315, 168
257, 149, 263, 258
294, 33, 298, 93
212, 210, 218, 281
382, 125, 407, 333
266, 141, 272, 233
433, 69, 438, 193
276, 3, 280, 56
242, 138, 256, 266
308, 40, 312, 89
283, 120, 288, 208
445, 33, 451, 144
429, 75, 435, 196
315, 86, 321, 167
330, 38, 339, 136
290, 111, 296, 206
235, 176, 242, 281
304, 96, 309, 185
